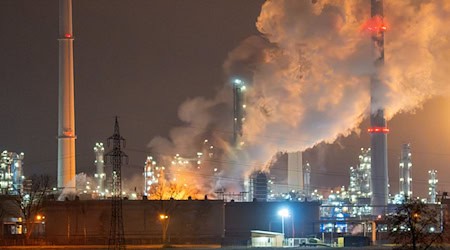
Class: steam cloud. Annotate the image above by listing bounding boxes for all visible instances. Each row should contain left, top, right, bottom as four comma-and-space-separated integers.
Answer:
148, 0, 450, 194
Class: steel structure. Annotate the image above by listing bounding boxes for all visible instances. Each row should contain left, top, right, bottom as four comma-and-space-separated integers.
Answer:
232, 79, 246, 148
369, 0, 389, 216
0, 151, 24, 194
57, 0, 76, 191
303, 162, 311, 198
428, 170, 438, 204
144, 156, 158, 196
249, 171, 269, 201
105, 117, 128, 249
399, 143, 412, 199
348, 148, 371, 205
94, 142, 106, 195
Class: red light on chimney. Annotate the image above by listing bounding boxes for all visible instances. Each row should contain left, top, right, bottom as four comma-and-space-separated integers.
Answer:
64, 33, 72, 38
361, 16, 388, 34
368, 127, 389, 133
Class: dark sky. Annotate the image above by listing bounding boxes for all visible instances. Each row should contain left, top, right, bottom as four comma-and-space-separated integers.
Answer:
0, 0, 449, 198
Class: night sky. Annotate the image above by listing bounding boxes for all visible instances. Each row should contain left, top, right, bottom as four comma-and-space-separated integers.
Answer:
0, 0, 449, 197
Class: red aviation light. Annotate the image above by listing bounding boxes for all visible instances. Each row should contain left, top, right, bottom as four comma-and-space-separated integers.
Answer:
361, 15, 388, 34
64, 33, 72, 38
368, 127, 389, 133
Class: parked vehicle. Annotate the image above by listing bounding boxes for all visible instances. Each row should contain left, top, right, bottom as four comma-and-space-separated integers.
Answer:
286, 237, 328, 247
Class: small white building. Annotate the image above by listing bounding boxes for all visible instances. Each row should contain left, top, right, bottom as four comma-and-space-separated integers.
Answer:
250, 230, 284, 247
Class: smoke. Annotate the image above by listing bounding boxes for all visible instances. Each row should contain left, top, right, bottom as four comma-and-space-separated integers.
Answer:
381, 0, 450, 117
148, 0, 450, 194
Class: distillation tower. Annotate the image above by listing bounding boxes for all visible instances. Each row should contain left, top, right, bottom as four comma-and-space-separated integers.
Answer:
428, 170, 438, 204
399, 143, 412, 199
94, 143, 106, 195
303, 162, 311, 198
144, 156, 158, 196
233, 79, 246, 148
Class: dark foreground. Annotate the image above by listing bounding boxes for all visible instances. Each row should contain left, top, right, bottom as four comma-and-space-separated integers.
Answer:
0, 244, 396, 249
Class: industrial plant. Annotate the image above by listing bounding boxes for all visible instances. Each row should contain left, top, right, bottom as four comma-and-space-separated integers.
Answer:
1, 0, 450, 248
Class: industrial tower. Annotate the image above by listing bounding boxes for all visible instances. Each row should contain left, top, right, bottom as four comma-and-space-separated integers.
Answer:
399, 144, 412, 199
428, 170, 438, 204
303, 162, 311, 198
57, 0, 76, 191
94, 143, 106, 195
0, 151, 24, 194
144, 156, 158, 196
105, 117, 127, 249
232, 79, 246, 148
369, 0, 389, 216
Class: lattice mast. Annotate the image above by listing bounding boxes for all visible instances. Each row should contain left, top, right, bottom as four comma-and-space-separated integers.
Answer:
105, 117, 128, 249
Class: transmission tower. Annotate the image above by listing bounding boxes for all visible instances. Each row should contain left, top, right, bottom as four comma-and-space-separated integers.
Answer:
105, 117, 127, 249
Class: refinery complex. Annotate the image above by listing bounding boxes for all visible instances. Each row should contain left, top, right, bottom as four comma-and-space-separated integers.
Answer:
1, 0, 450, 248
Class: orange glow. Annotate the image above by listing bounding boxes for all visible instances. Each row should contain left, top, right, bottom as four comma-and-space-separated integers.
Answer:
159, 214, 169, 220
147, 168, 202, 200
361, 16, 388, 34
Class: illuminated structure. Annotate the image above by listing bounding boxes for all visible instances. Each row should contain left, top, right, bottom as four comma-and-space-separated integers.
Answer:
358, 148, 372, 198
399, 143, 412, 199
143, 156, 158, 196
369, 0, 389, 215
0, 151, 24, 194
428, 170, 438, 204
57, 0, 76, 191
232, 78, 249, 198
94, 143, 106, 195
349, 166, 359, 203
303, 162, 311, 198
232, 78, 246, 148
348, 148, 371, 203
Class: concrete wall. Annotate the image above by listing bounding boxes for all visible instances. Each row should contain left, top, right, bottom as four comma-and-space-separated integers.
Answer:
42, 199, 319, 245
43, 199, 224, 244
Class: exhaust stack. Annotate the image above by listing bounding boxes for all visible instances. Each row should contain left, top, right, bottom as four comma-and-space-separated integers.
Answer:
57, 0, 76, 191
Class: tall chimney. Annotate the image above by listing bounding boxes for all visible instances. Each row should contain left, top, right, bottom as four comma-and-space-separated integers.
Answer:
57, 0, 76, 191
369, 0, 389, 216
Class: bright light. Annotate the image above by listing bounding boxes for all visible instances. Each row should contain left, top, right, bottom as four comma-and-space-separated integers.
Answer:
278, 208, 290, 218
234, 79, 242, 85
159, 214, 169, 220
368, 127, 389, 133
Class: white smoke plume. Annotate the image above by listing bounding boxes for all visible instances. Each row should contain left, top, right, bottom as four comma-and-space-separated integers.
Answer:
148, 0, 450, 194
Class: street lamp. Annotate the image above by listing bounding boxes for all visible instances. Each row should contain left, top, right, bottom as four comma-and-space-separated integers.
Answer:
278, 208, 290, 235
159, 214, 170, 244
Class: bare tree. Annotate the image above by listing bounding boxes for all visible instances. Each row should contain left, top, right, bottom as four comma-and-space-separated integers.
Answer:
387, 198, 445, 250
12, 175, 51, 239
148, 171, 200, 200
